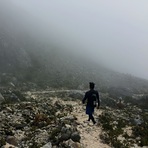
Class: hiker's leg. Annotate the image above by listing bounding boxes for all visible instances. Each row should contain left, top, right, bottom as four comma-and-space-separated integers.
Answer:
89, 114, 96, 124
88, 115, 91, 121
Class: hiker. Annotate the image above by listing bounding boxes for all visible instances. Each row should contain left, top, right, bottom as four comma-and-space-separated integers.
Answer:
82, 82, 100, 124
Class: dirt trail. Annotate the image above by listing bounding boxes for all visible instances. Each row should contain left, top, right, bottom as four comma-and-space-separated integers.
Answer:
29, 90, 110, 147
65, 100, 110, 148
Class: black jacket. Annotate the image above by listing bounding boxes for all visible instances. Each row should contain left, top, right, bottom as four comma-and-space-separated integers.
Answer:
82, 89, 100, 107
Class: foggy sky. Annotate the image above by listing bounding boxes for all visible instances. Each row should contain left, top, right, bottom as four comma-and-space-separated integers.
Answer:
1, 0, 148, 80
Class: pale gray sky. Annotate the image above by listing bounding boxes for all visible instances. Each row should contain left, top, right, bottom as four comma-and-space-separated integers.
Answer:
1, 0, 148, 80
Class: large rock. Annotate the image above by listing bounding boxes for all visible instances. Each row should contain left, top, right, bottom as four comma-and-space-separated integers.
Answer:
64, 139, 82, 148
71, 132, 81, 142
59, 126, 72, 141
41, 142, 52, 148
6, 136, 18, 146
1, 143, 18, 148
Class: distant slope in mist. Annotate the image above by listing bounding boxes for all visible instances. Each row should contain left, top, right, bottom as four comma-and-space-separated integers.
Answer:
0, 0, 148, 94
0, 28, 148, 97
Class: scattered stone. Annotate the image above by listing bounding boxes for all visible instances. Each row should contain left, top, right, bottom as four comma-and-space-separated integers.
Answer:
41, 142, 52, 148
60, 133, 71, 141
1, 142, 18, 148
6, 136, 18, 146
71, 132, 81, 142
0, 89, 147, 148
64, 139, 82, 148
5, 107, 13, 112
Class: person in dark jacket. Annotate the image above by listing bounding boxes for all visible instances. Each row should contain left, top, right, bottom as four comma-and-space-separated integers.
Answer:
82, 82, 100, 124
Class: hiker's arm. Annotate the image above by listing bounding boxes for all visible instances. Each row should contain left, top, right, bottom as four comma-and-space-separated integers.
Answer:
82, 92, 87, 104
96, 92, 100, 107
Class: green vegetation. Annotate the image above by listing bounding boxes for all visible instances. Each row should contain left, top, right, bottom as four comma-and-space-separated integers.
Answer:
0, 137, 6, 147
99, 95, 148, 148
132, 113, 148, 146
99, 112, 127, 147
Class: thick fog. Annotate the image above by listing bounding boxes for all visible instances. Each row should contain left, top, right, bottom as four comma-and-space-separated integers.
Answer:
1, 0, 148, 80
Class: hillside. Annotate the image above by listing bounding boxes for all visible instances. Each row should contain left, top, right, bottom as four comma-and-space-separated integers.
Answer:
0, 90, 148, 147
0, 1, 148, 148
0, 28, 148, 97
0, 0, 148, 95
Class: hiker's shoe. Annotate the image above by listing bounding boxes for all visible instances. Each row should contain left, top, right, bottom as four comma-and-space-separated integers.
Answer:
93, 121, 96, 125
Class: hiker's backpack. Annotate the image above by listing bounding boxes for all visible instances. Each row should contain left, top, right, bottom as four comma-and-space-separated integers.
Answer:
91, 93, 97, 107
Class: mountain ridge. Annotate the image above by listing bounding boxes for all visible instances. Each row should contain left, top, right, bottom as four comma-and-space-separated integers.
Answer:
0, 29, 148, 97
0, 0, 148, 95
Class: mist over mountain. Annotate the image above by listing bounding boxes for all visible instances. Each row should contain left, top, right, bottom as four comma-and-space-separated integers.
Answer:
1, 0, 148, 79
0, 0, 148, 96
1, 27, 148, 96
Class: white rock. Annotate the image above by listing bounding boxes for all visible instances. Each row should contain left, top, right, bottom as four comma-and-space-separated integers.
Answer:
41, 142, 52, 148
6, 107, 13, 112
1, 142, 18, 148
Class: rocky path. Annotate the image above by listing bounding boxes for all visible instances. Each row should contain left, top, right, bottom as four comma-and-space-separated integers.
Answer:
36, 89, 110, 148
27, 90, 111, 147
1, 90, 147, 148
64, 100, 110, 148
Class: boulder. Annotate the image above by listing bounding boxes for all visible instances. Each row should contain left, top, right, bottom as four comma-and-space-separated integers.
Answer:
60, 133, 71, 141
6, 136, 18, 146
60, 126, 72, 141
71, 132, 81, 142
41, 142, 52, 148
64, 139, 82, 148
1, 143, 18, 148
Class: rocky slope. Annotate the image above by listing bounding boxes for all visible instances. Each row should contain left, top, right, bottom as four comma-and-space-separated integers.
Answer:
1, 10, 148, 94
1, 28, 148, 95
0, 89, 148, 148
